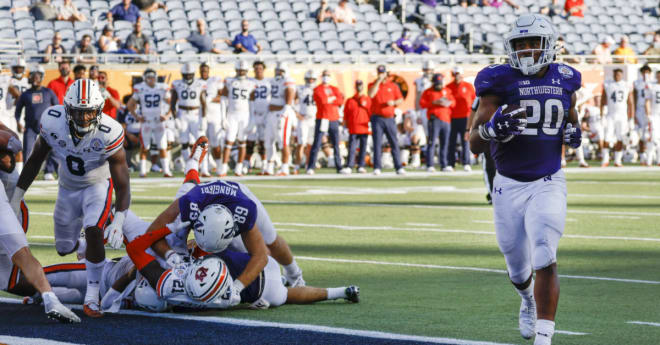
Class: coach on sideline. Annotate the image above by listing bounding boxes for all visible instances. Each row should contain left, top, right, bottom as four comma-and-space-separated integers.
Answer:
368, 65, 405, 175
306, 70, 344, 174
341, 80, 371, 174
420, 73, 454, 172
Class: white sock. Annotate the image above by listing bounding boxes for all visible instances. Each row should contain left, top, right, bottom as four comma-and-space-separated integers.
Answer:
160, 157, 171, 174
601, 148, 610, 163
614, 150, 623, 164
534, 319, 555, 345
515, 279, 535, 302
84, 259, 105, 303
52, 287, 83, 304
15, 161, 23, 174
234, 162, 243, 174
283, 259, 301, 276
201, 156, 209, 174
41, 291, 59, 312
139, 159, 147, 175
281, 163, 289, 172
185, 156, 200, 174
221, 163, 229, 175
326, 287, 346, 300
575, 144, 585, 163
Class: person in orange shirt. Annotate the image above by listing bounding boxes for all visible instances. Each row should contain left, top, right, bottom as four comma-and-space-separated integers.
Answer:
420, 73, 455, 172
368, 65, 405, 175
613, 35, 638, 64
446, 66, 476, 171
341, 80, 371, 174
47, 60, 73, 104
564, 0, 584, 18
306, 70, 344, 174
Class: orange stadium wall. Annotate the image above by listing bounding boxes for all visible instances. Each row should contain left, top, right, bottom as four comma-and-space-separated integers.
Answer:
40, 63, 655, 109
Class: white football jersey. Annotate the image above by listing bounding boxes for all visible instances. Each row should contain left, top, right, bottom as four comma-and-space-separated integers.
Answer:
270, 76, 295, 107
634, 78, 651, 111
0, 75, 12, 114
132, 82, 170, 121
251, 78, 271, 114
585, 106, 601, 128
647, 83, 660, 117
414, 76, 432, 109
100, 256, 135, 297
297, 84, 317, 119
172, 79, 206, 108
225, 77, 255, 115
201, 77, 224, 121
603, 80, 630, 117
39, 105, 124, 190
7, 77, 28, 113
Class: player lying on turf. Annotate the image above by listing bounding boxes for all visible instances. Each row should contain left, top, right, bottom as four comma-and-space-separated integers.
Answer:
0, 125, 80, 323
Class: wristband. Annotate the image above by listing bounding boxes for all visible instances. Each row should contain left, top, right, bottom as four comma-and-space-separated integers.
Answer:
233, 280, 245, 293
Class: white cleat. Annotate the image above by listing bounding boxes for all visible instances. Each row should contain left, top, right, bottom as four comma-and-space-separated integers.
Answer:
373, 168, 381, 176
43, 173, 55, 181
426, 166, 436, 173
442, 166, 454, 172
396, 168, 406, 175
284, 272, 306, 288
43, 292, 80, 323
305, 169, 315, 175
357, 167, 367, 174
463, 165, 472, 172
340, 167, 351, 174
519, 298, 537, 340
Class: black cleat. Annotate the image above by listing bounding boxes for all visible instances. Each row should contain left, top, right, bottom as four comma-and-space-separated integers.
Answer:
345, 285, 360, 303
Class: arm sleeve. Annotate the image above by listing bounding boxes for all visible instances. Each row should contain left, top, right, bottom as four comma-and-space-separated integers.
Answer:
49, 89, 59, 106
393, 83, 403, 99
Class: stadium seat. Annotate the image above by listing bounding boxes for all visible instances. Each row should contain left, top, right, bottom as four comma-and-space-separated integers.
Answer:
303, 30, 321, 41
264, 20, 282, 31
261, 10, 278, 22
285, 30, 303, 42
338, 30, 356, 41
308, 40, 324, 51
14, 18, 32, 30
271, 40, 289, 53
17, 29, 35, 40
283, 20, 301, 31
289, 40, 306, 52
325, 39, 342, 52
267, 30, 285, 41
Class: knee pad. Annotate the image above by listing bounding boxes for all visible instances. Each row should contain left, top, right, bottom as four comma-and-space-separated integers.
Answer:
532, 240, 556, 271
55, 240, 77, 256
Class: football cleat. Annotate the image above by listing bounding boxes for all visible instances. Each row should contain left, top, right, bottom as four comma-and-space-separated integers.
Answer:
614, 162, 623, 167
426, 166, 436, 173
357, 167, 367, 174
340, 167, 351, 174
43, 292, 80, 323
190, 136, 209, 164
442, 166, 454, 172
579, 161, 589, 168
463, 165, 472, 172
373, 169, 381, 176
83, 301, 103, 318
44, 173, 55, 181
519, 298, 537, 340
396, 168, 406, 175
345, 285, 360, 303
163, 172, 173, 178
601, 162, 609, 167
139, 173, 147, 178
284, 272, 306, 288
305, 169, 315, 175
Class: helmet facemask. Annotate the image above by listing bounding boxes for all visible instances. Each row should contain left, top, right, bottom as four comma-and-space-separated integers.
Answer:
183, 73, 195, 85
506, 34, 557, 76
66, 105, 103, 137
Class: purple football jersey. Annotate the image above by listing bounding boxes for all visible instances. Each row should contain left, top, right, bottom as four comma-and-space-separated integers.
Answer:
475, 63, 581, 181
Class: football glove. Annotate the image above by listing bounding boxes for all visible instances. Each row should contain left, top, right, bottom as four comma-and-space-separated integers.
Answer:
165, 250, 183, 268
563, 123, 582, 149
478, 105, 527, 142
104, 211, 125, 249
228, 280, 244, 307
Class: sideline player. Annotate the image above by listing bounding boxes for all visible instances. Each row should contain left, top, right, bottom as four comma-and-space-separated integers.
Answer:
127, 68, 172, 177
171, 62, 207, 169
633, 65, 652, 157
246, 61, 270, 175
294, 69, 318, 174
0, 125, 80, 323
600, 68, 634, 167
265, 62, 296, 176
7, 58, 29, 173
218, 60, 255, 177
469, 14, 582, 345
10, 79, 131, 317
644, 70, 660, 165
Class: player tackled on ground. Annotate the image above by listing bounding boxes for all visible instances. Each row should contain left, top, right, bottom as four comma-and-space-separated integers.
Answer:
469, 14, 582, 345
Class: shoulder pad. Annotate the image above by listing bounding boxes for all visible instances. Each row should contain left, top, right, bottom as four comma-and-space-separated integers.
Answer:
475, 64, 511, 97
100, 115, 125, 155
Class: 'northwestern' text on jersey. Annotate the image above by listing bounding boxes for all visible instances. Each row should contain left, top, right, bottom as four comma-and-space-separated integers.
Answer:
475, 63, 581, 182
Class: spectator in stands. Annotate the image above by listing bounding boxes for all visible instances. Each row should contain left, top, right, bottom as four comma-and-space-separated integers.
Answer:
643, 30, 660, 62
482, 0, 520, 10
98, 71, 121, 119
43, 32, 67, 64
125, 20, 154, 54
391, 29, 414, 54
334, 0, 356, 25
47, 60, 73, 104
56, 0, 86, 22
10, 0, 57, 21
420, 73, 454, 172
314, 0, 336, 24
549, 0, 566, 17
307, 70, 344, 174
228, 20, 261, 54
99, 25, 121, 53
341, 80, 371, 174
107, 0, 141, 24
642, 1, 659, 17
613, 35, 638, 63
132, 0, 167, 13
74, 34, 97, 64
413, 24, 441, 54
447, 67, 475, 172
368, 65, 405, 175
564, 0, 585, 18
171, 19, 224, 54
73, 64, 86, 80
15, 66, 59, 181
459, 0, 478, 7
591, 36, 614, 64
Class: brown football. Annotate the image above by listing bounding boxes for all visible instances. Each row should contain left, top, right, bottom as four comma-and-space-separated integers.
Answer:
502, 104, 528, 119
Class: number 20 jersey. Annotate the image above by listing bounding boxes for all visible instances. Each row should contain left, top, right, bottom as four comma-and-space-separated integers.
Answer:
39, 105, 124, 190
475, 63, 581, 182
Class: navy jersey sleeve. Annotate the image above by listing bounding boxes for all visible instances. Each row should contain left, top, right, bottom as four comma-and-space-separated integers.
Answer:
474, 64, 509, 98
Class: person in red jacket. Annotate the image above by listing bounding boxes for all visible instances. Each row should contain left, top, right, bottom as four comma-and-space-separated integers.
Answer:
341, 80, 371, 174
446, 66, 476, 171
306, 70, 344, 174
47, 60, 73, 104
420, 73, 455, 172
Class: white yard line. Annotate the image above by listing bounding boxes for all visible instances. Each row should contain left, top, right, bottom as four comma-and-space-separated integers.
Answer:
406, 222, 442, 227
295, 256, 660, 285
0, 297, 513, 345
0, 335, 81, 345
627, 321, 660, 327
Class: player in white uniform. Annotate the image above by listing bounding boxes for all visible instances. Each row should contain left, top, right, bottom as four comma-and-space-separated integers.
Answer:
633, 65, 652, 155
171, 62, 207, 169
196, 63, 216, 177
644, 71, 660, 166
600, 68, 634, 167
401, 110, 426, 168
127, 69, 172, 177
414, 60, 434, 137
294, 70, 317, 175
8, 59, 29, 174
265, 61, 296, 176
247, 61, 270, 174
10, 79, 131, 318
218, 60, 256, 177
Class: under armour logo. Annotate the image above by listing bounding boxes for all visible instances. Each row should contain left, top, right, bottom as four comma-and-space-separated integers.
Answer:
552, 79, 561, 85
494, 187, 502, 194
543, 175, 552, 182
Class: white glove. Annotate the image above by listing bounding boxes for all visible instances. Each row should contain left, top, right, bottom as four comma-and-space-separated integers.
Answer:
104, 210, 125, 249
9, 187, 25, 221
165, 250, 182, 268
228, 280, 244, 307
6, 136, 21, 153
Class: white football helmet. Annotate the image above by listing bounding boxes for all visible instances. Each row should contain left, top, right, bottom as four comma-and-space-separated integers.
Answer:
422, 60, 435, 72
304, 69, 317, 83
181, 62, 196, 84
235, 60, 249, 78
193, 204, 237, 253
275, 61, 288, 77
64, 79, 105, 137
135, 277, 169, 312
184, 256, 233, 302
11, 58, 26, 79
29, 64, 45, 78
505, 14, 558, 76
